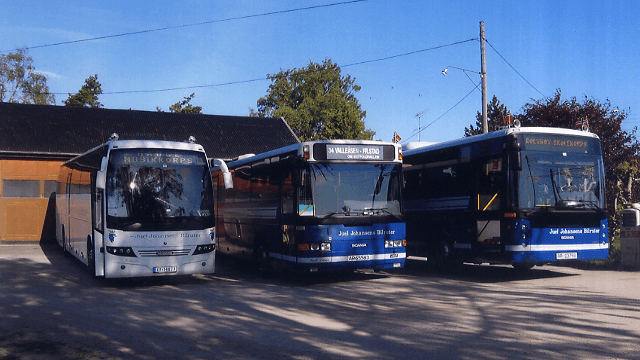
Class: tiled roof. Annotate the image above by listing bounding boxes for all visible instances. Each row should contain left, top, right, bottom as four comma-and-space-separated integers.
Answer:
0, 102, 299, 159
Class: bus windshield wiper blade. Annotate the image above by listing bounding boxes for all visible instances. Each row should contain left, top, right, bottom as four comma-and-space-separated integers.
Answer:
550, 169, 563, 205
363, 207, 391, 215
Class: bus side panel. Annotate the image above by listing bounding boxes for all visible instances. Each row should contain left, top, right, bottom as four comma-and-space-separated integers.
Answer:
404, 199, 475, 261
68, 170, 92, 265
215, 165, 281, 261
55, 166, 70, 249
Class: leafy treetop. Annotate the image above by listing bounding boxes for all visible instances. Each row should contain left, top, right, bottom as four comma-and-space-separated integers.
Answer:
0, 48, 55, 105
254, 58, 374, 141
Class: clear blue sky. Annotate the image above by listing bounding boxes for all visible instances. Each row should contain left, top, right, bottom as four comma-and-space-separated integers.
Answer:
2, 0, 638, 145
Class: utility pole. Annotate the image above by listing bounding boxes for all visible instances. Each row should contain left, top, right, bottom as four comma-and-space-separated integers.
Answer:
480, 21, 488, 134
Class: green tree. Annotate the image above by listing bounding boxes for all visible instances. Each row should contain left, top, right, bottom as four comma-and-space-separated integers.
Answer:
0, 48, 55, 105
464, 95, 510, 136
63, 74, 103, 108
167, 93, 202, 114
255, 58, 374, 141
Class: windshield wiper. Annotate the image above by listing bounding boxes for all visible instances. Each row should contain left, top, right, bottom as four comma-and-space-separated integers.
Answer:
363, 207, 392, 215
525, 155, 538, 207
550, 169, 563, 205
321, 206, 354, 218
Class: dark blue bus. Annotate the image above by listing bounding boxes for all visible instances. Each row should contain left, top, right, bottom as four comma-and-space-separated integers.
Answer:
403, 126, 608, 270
211, 140, 405, 273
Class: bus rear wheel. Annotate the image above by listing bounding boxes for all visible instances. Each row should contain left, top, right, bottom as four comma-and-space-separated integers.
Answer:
61, 227, 70, 258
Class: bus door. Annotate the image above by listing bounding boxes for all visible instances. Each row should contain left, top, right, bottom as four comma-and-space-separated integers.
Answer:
92, 163, 107, 276
476, 158, 505, 257
279, 163, 297, 263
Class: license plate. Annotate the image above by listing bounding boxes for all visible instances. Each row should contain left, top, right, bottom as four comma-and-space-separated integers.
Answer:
153, 266, 177, 273
348, 255, 370, 262
556, 252, 578, 260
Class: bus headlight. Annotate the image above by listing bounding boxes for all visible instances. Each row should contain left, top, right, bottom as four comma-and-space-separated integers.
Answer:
106, 246, 136, 257
386, 240, 406, 248
308, 243, 331, 251
193, 244, 215, 255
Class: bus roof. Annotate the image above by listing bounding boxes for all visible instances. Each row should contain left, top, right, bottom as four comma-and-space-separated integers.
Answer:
403, 126, 600, 156
216, 139, 402, 170
64, 138, 207, 166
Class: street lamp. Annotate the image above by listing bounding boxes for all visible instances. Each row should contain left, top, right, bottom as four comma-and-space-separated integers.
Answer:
441, 66, 480, 77
441, 65, 488, 133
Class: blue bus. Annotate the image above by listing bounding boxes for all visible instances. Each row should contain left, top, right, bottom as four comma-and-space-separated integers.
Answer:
403, 126, 608, 270
211, 140, 406, 273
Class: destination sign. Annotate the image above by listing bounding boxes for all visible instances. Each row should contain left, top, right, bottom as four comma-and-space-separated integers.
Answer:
521, 135, 595, 154
325, 144, 384, 160
113, 150, 206, 166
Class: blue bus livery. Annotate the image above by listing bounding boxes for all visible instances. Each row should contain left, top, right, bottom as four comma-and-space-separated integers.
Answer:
211, 140, 406, 273
403, 126, 608, 270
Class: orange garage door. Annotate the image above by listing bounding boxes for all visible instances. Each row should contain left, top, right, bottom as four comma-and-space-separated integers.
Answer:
0, 159, 63, 243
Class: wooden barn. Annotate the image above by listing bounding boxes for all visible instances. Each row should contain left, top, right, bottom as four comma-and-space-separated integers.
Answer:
0, 102, 299, 243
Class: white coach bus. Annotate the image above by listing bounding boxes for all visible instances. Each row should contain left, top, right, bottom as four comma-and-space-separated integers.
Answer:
56, 134, 231, 278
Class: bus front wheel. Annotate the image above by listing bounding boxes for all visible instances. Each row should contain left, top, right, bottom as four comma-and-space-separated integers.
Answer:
253, 243, 271, 274
87, 236, 96, 277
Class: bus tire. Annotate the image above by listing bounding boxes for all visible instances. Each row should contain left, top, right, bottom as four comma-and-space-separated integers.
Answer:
427, 241, 455, 270
253, 243, 271, 274
512, 263, 534, 272
61, 226, 70, 258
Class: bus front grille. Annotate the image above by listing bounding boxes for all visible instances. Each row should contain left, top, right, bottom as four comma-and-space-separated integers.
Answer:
138, 249, 192, 257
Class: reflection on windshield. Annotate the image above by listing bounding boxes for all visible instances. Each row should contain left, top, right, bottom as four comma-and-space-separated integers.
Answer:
520, 152, 604, 209
299, 163, 402, 216
106, 149, 214, 227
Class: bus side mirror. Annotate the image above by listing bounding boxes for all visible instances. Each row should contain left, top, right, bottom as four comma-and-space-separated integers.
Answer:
96, 157, 108, 188
222, 172, 233, 190
507, 138, 522, 171
211, 158, 234, 190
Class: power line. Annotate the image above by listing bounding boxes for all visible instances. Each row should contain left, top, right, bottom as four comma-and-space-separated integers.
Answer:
4, 0, 367, 53
402, 84, 479, 144
485, 39, 545, 98
343, 38, 477, 68
103, 78, 266, 95
49, 38, 478, 96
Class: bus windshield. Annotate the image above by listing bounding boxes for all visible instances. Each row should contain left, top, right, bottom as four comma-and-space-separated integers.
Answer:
299, 163, 402, 217
106, 149, 214, 230
519, 151, 604, 210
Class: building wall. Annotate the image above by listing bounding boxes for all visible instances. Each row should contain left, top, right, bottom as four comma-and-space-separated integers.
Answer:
0, 159, 63, 243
